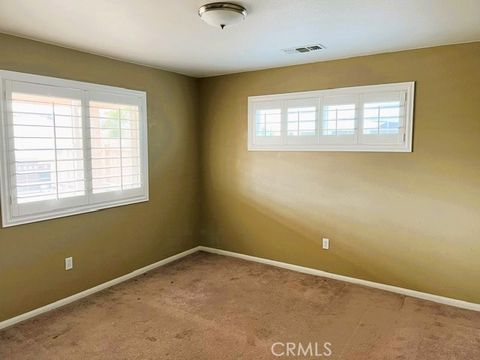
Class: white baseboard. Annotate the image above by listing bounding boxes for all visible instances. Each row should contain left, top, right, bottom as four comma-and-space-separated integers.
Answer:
2, 244, 478, 331
0, 246, 201, 330
198, 246, 480, 312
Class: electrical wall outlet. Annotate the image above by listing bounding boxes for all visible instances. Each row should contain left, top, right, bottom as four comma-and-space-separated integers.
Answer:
65, 257, 73, 270
322, 238, 330, 250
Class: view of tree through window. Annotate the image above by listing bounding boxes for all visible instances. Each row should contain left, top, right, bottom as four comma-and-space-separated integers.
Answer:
89, 101, 141, 194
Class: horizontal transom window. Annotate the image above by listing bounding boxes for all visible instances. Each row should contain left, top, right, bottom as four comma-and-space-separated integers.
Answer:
0, 70, 148, 227
248, 82, 414, 152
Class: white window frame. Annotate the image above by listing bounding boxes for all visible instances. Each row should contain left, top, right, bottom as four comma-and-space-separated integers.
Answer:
248, 82, 415, 152
0, 70, 149, 227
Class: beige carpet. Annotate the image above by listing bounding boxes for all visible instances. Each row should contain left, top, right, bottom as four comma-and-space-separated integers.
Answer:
1, 251, 479, 359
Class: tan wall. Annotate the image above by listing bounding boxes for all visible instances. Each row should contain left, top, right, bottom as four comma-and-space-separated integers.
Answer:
1, 34, 479, 322
0, 33, 200, 321
198, 42, 480, 303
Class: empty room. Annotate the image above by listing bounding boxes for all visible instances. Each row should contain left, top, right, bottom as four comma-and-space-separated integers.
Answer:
0, 1, 479, 359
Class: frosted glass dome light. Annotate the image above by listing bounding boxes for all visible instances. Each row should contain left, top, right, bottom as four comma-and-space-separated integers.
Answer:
199, 2, 247, 29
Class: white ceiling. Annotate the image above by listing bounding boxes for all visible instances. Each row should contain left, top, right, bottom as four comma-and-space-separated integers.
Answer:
0, 0, 479, 77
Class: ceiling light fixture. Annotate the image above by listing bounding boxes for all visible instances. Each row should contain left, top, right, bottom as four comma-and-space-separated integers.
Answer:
198, 2, 247, 29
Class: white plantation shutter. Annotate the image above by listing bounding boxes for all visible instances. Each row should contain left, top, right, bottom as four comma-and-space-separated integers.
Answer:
248, 82, 414, 152
359, 91, 406, 145
286, 98, 318, 145
252, 100, 283, 145
320, 94, 358, 145
0, 71, 148, 227
5, 81, 87, 218
88, 91, 145, 203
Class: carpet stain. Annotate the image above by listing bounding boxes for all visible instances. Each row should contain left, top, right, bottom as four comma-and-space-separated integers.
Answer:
174, 329, 194, 340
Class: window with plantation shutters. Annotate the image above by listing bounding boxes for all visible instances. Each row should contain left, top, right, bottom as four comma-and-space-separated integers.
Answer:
88, 92, 143, 201
0, 70, 148, 227
248, 82, 414, 152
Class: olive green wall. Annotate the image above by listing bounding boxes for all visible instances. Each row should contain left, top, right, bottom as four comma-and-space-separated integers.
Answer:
198, 42, 480, 303
0, 33, 201, 321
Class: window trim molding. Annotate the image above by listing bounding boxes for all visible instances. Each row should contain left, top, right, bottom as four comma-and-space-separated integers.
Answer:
0, 70, 149, 227
248, 82, 415, 152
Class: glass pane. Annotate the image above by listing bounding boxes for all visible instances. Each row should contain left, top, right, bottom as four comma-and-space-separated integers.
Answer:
322, 104, 356, 136
363, 101, 401, 135
256, 108, 281, 137
287, 106, 316, 136
11, 92, 85, 203
89, 100, 141, 193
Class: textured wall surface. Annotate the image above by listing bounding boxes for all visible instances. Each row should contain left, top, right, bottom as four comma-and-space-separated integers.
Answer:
1, 35, 479, 323
0, 33, 201, 321
199, 42, 480, 303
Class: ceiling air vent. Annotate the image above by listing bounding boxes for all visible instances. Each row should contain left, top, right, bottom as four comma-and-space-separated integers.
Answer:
283, 44, 326, 54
